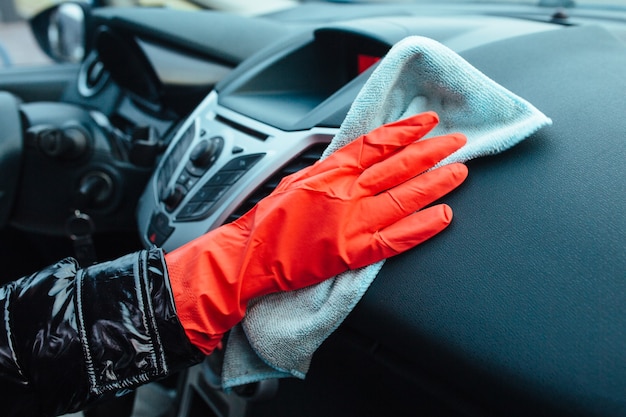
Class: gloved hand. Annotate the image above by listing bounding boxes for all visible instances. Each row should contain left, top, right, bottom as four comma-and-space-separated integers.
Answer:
165, 111, 468, 354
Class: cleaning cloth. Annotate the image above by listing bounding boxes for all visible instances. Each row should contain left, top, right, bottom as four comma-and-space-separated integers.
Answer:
221, 35, 552, 388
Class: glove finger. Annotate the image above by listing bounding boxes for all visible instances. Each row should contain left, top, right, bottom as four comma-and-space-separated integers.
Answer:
360, 163, 467, 230
357, 133, 467, 195
273, 112, 442, 196
318, 111, 440, 174
378, 204, 454, 255
356, 111, 441, 169
348, 204, 454, 269
275, 112, 440, 193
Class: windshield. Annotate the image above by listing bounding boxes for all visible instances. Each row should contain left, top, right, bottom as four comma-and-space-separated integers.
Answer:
9, 0, 626, 17
1, 0, 624, 68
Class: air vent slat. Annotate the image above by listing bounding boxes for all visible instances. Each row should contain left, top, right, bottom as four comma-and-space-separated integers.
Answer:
263, 179, 282, 189
216, 115, 269, 141
226, 143, 328, 223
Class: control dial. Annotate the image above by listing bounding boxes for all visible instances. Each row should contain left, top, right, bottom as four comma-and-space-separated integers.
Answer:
187, 136, 224, 176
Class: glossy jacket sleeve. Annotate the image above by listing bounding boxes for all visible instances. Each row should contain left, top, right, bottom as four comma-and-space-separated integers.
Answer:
0, 249, 205, 417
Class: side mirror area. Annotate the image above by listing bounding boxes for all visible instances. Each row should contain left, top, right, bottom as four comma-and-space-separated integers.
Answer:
29, 2, 90, 63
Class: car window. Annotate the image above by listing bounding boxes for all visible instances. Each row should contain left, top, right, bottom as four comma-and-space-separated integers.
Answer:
0, 0, 53, 68
0, 0, 297, 69
3, 0, 623, 70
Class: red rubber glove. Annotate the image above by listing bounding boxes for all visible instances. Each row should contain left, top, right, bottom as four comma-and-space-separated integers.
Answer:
165, 111, 468, 354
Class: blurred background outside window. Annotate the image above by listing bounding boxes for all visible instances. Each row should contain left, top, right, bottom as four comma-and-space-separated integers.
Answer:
0, 0, 297, 68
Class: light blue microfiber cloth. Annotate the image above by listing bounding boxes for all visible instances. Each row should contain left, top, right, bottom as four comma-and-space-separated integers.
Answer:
221, 35, 552, 389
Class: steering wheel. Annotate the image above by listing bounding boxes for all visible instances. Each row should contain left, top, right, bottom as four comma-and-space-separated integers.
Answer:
0, 91, 22, 229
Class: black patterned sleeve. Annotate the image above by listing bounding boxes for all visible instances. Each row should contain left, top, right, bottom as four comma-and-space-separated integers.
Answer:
0, 249, 205, 417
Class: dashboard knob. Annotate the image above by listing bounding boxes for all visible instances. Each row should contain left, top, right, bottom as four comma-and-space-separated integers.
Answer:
162, 185, 185, 212
190, 138, 219, 168
187, 136, 224, 176
36, 125, 89, 159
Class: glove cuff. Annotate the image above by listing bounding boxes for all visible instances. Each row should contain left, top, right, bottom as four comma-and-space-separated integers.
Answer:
165, 227, 250, 355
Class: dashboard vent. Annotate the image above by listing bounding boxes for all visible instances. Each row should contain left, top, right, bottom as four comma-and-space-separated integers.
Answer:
216, 114, 269, 141
225, 142, 329, 223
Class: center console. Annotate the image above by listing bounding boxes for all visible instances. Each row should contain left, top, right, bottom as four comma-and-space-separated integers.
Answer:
137, 28, 390, 251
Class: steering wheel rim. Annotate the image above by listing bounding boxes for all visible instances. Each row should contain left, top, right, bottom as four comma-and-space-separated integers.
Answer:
0, 91, 23, 229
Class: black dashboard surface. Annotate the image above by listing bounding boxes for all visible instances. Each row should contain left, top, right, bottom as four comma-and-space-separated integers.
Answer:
350, 25, 626, 416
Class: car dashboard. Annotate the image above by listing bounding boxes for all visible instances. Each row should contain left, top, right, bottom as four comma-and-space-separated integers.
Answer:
136, 11, 562, 251
1, 2, 625, 417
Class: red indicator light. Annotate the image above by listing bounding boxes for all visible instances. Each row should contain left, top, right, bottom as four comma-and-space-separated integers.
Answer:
358, 54, 380, 74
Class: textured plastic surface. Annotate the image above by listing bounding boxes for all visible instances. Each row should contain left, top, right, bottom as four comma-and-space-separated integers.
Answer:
92, 8, 293, 65
350, 26, 626, 416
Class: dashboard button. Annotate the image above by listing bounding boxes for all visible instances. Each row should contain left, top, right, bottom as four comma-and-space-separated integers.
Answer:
147, 212, 174, 246
157, 122, 196, 197
174, 154, 265, 222
177, 202, 204, 218
177, 171, 197, 190
189, 185, 228, 204
176, 200, 215, 222
221, 153, 265, 171
176, 184, 228, 222
177, 170, 191, 185
207, 170, 245, 186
